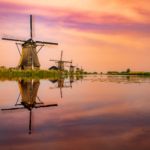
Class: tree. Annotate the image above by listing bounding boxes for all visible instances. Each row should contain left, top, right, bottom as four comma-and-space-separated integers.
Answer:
126, 68, 130, 73
0, 66, 6, 69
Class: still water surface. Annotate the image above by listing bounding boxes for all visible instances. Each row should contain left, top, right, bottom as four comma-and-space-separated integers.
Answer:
0, 75, 150, 150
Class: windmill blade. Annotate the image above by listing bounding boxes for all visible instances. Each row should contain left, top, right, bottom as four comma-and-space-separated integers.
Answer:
29, 111, 32, 134
60, 88, 63, 98
2, 34, 26, 42
31, 111, 34, 134
34, 104, 58, 108
1, 107, 26, 111
60, 51, 63, 61
1, 107, 26, 114
29, 110, 34, 134
49, 87, 57, 89
2, 38, 26, 42
60, 61, 72, 63
30, 15, 36, 38
44, 44, 58, 48
63, 85, 72, 88
50, 59, 59, 62
30, 15, 36, 39
36, 41, 58, 45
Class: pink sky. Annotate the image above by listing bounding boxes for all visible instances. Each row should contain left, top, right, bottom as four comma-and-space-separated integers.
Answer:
0, 0, 150, 72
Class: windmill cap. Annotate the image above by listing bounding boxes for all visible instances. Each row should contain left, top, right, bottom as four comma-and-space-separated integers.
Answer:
22, 39, 36, 46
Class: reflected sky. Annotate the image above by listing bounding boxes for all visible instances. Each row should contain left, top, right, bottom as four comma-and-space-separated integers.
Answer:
0, 75, 150, 150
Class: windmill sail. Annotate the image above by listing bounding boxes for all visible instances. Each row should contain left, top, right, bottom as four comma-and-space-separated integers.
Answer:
2, 34, 26, 42
30, 15, 35, 38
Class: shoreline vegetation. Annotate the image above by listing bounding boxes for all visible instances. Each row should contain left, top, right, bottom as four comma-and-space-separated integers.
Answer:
0, 67, 98, 79
106, 72, 150, 75
106, 69, 150, 75
2, 67, 150, 78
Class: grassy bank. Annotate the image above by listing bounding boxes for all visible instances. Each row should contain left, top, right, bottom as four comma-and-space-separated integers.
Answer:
0, 68, 60, 79
107, 72, 150, 75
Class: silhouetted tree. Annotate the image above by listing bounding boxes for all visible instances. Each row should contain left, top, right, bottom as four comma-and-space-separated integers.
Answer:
126, 68, 130, 73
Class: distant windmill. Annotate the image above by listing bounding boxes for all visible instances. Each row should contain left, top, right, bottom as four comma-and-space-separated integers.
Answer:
66, 60, 76, 73
69, 60, 76, 73
1, 79, 58, 134
76, 63, 80, 71
2, 15, 58, 70
81, 66, 84, 72
50, 50, 71, 71
49, 75, 72, 98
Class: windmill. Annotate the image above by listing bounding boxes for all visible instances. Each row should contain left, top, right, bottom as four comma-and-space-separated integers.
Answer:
81, 66, 84, 72
66, 60, 76, 73
2, 15, 58, 70
1, 79, 58, 134
69, 60, 76, 73
49, 75, 72, 98
50, 50, 71, 72
76, 64, 80, 71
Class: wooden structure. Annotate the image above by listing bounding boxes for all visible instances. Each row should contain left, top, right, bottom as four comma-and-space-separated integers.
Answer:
50, 51, 71, 71
49, 66, 58, 70
81, 66, 84, 72
69, 60, 76, 73
76, 63, 80, 71
1, 79, 58, 134
2, 15, 58, 70
18, 39, 40, 70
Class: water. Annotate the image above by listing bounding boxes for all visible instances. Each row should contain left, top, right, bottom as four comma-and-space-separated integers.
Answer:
0, 75, 150, 150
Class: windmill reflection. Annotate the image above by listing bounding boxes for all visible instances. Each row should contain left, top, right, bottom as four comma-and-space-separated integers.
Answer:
1, 79, 58, 134
76, 75, 83, 82
50, 75, 72, 98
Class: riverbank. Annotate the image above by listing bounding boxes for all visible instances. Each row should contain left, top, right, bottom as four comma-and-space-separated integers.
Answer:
0, 68, 98, 78
107, 72, 150, 75
0, 68, 60, 79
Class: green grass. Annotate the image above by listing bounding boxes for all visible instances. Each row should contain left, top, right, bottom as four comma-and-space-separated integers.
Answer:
0, 68, 60, 80
107, 72, 150, 75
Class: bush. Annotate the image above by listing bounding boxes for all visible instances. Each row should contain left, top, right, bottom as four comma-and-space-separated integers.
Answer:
107, 71, 119, 74
126, 68, 130, 73
93, 72, 98, 74
0, 66, 6, 69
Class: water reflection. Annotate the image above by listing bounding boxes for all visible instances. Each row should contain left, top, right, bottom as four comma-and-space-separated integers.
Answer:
1, 79, 58, 134
76, 75, 83, 81
50, 76, 72, 98
1, 75, 150, 150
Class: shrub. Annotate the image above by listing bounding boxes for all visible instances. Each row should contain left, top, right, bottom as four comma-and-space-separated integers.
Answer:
126, 68, 130, 73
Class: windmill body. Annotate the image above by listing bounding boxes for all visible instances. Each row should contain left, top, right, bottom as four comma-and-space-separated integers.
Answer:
18, 39, 40, 70
69, 60, 76, 73
81, 66, 84, 72
18, 79, 40, 107
70, 65, 76, 73
58, 61, 65, 71
76, 63, 80, 71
